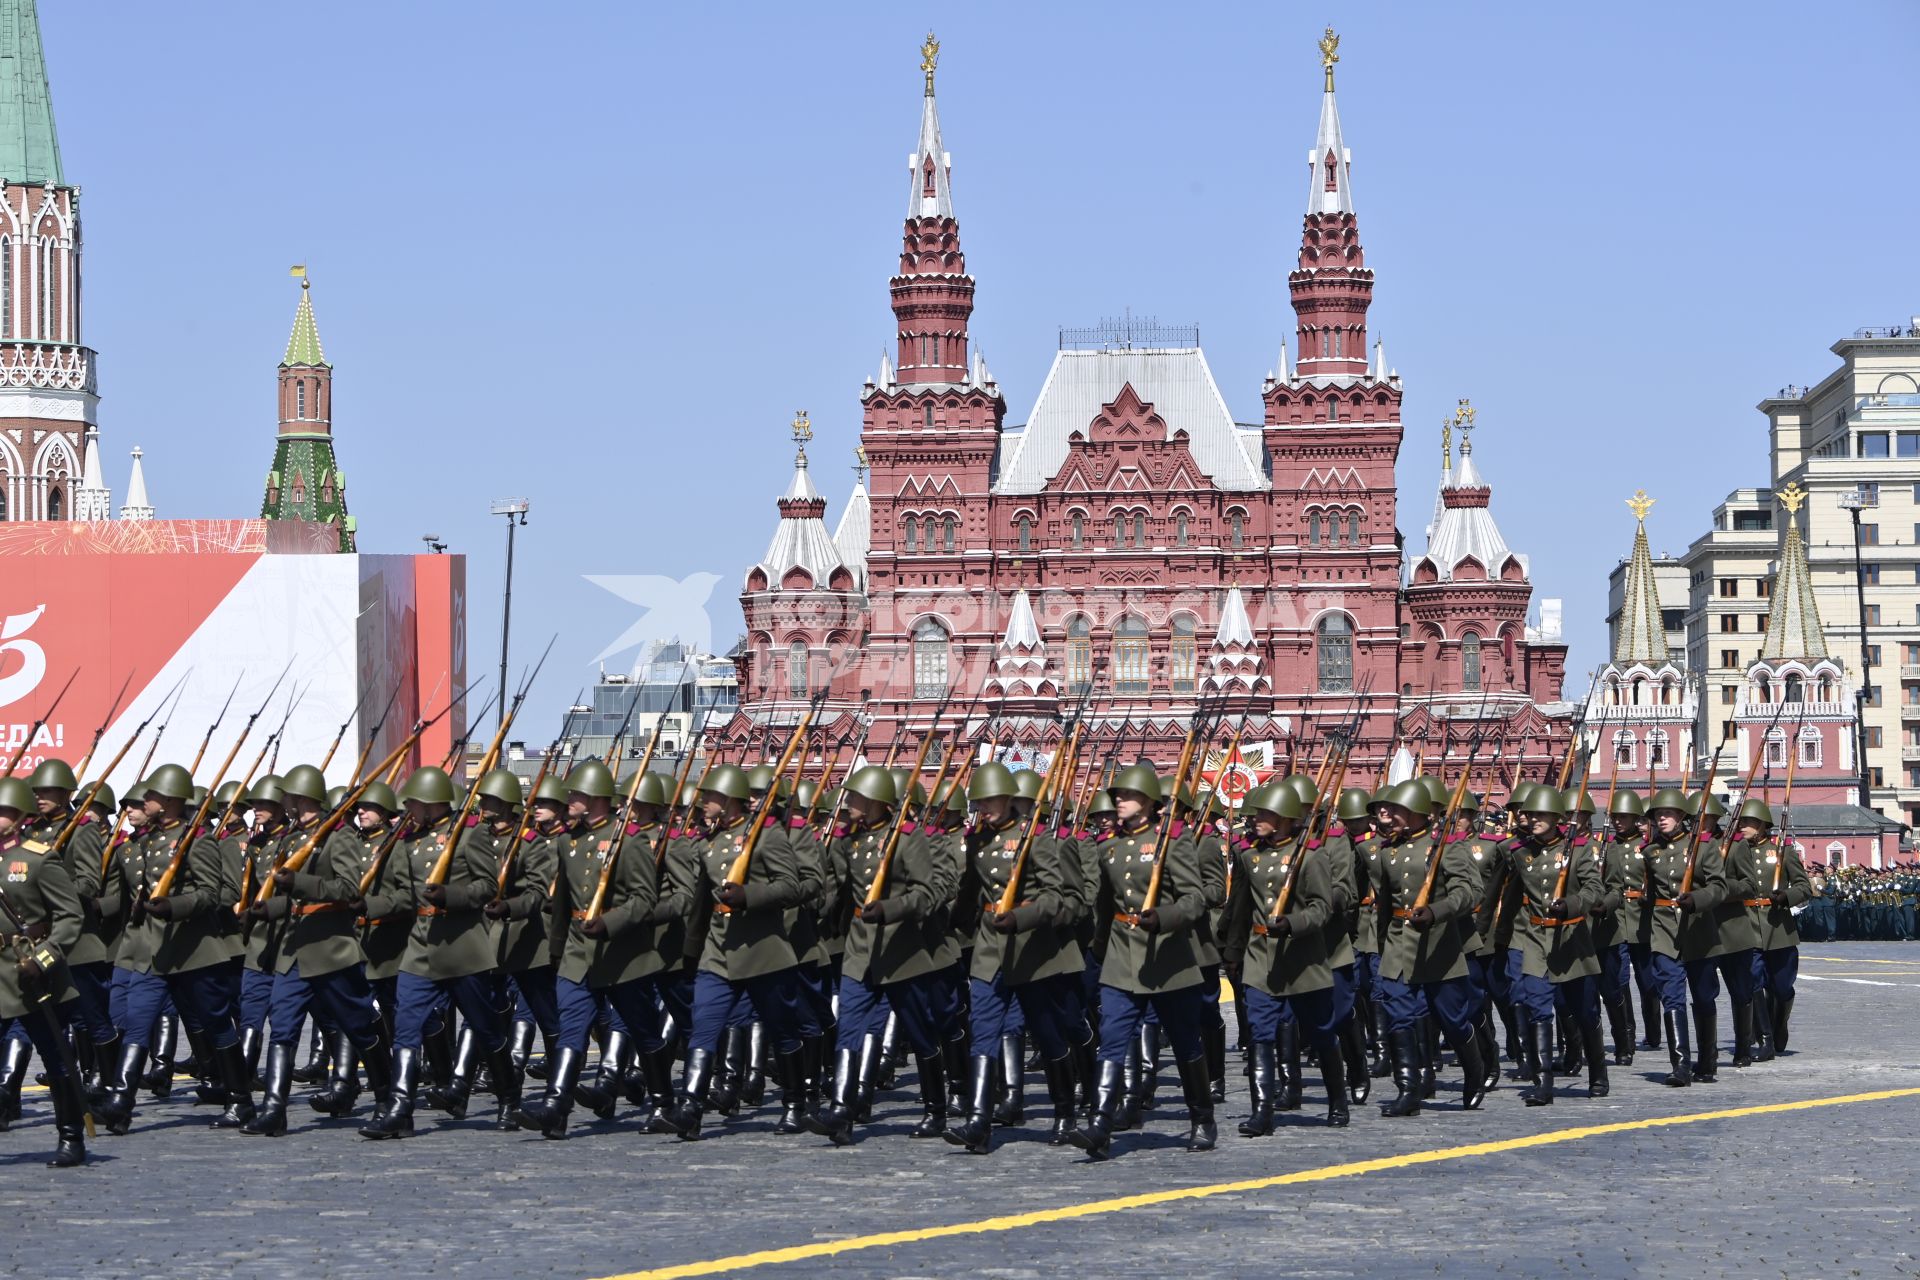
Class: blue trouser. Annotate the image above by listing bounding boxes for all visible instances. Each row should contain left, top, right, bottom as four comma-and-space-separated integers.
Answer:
1376, 974, 1478, 1044
967, 970, 1078, 1060
644, 967, 695, 1045
1353, 951, 1379, 996
1627, 942, 1659, 999
1644, 952, 1690, 1012
1752, 946, 1798, 1000
10, 1005, 72, 1082
686, 967, 813, 1056
1597, 942, 1631, 1002
798, 960, 837, 1037
509, 968, 561, 1039
1095, 983, 1207, 1065
556, 975, 665, 1055
62, 960, 115, 1042
1714, 953, 1756, 1004
121, 961, 242, 1049
391, 972, 504, 1053
1244, 972, 1354, 1055
266, 963, 382, 1050
839, 966, 964, 1058
1507, 951, 1601, 1025
240, 965, 274, 1037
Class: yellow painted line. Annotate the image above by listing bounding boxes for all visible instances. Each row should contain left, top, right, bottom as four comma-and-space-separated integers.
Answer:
594, 1087, 1920, 1280
1804, 955, 1920, 965
1802, 969, 1920, 976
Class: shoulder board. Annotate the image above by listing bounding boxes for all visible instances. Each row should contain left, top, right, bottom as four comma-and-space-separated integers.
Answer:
1231, 836, 1251, 851
788, 815, 809, 830
1570, 834, 1589, 848
900, 820, 917, 835
1327, 823, 1346, 838
1169, 820, 1186, 838
464, 814, 482, 829
624, 821, 642, 837
521, 829, 538, 843
831, 825, 851, 839
20, 839, 49, 854
1305, 838, 1322, 850
77, 813, 94, 827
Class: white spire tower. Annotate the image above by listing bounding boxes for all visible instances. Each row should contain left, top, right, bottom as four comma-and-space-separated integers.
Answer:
119, 446, 153, 521
73, 424, 112, 520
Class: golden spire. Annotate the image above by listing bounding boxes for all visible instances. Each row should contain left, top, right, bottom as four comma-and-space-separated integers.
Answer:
791, 409, 812, 467
1777, 481, 1807, 515
1319, 26, 1340, 91
1626, 489, 1656, 523
1440, 415, 1452, 470
921, 31, 940, 96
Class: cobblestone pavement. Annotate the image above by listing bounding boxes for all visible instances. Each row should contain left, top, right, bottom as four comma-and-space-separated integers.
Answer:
3, 942, 1917, 1280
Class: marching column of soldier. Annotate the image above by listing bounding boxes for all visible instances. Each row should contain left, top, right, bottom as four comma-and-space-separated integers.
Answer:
0, 685, 1827, 1169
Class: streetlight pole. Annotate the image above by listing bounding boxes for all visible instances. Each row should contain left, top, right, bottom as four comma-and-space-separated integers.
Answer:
491, 498, 530, 733
1838, 486, 1877, 809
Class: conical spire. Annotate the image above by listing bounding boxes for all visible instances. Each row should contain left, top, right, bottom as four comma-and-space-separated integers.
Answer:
119, 446, 153, 521
1424, 415, 1452, 552
283, 277, 330, 368
907, 32, 953, 220
1760, 483, 1830, 661
987, 589, 1048, 696
751, 412, 843, 589
1204, 585, 1269, 694
1306, 26, 1353, 217
1613, 490, 1667, 665
72, 423, 109, 520
1288, 28, 1371, 381
0, 0, 62, 186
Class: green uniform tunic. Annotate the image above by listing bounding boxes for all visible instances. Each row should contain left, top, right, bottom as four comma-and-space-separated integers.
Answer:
1629, 832, 1727, 961
692, 815, 805, 981
118, 819, 235, 976
1089, 822, 1208, 996
269, 826, 374, 979
494, 822, 558, 975
963, 818, 1082, 986
1744, 834, 1812, 952
1495, 831, 1602, 981
0, 833, 82, 1016
398, 815, 500, 982
830, 819, 959, 986
1369, 829, 1483, 986
1222, 834, 1335, 998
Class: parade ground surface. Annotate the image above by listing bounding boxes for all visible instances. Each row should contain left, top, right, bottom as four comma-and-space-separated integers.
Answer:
3, 943, 1915, 1280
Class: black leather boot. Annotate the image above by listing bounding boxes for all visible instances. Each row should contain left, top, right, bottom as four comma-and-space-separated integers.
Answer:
0, 1036, 30, 1129
1662, 1010, 1691, 1087
709, 1025, 747, 1118
185, 1025, 227, 1105
210, 1039, 257, 1129
1342, 1015, 1372, 1104
513, 1045, 581, 1138
359, 1036, 393, 1117
98, 1041, 148, 1135
1065, 1058, 1123, 1160
1606, 993, 1636, 1066
1641, 989, 1663, 1048
805, 1045, 859, 1145
1322, 1035, 1351, 1127
45, 1069, 87, 1168
1456, 1027, 1488, 1110
573, 1029, 630, 1121
1206, 1020, 1227, 1105
773, 1036, 816, 1136
506, 1019, 536, 1074
487, 1042, 522, 1130
738, 1022, 769, 1108
239, 1025, 262, 1092
1772, 993, 1793, 1053
1730, 1001, 1754, 1068
242, 1042, 293, 1135
1751, 990, 1774, 1062
662, 1047, 715, 1140
361, 1046, 419, 1138
144, 1016, 177, 1098
1135, 1022, 1163, 1113
1115, 1045, 1142, 1132
932, 1034, 965, 1127
909, 1050, 947, 1139
1581, 1019, 1610, 1098
1693, 1003, 1719, 1083
1555, 1010, 1583, 1075
638, 1043, 678, 1128
427, 1026, 479, 1119
1237, 1040, 1275, 1137
1524, 1021, 1555, 1106
1176, 1055, 1215, 1152
1418, 1014, 1439, 1099
993, 1032, 1025, 1126
943, 1054, 996, 1154
1475, 1012, 1501, 1092
1381, 1027, 1422, 1117
876, 1012, 900, 1091
309, 1031, 362, 1117
1042, 1054, 1076, 1145
772, 1046, 811, 1136
1072, 1032, 1097, 1114
421, 1021, 455, 1098
1275, 1018, 1303, 1111
291, 1022, 328, 1084
83, 1029, 118, 1105
1370, 996, 1393, 1078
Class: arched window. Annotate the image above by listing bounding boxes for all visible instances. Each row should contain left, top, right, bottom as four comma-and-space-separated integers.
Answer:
1114, 512, 1127, 548
1065, 616, 1091, 693
1614, 729, 1636, 768
1112, 616, 1149, 694
1133, 512, 1145, 547
45, 487, 61, 521
1632, 677, 1647, 706
1765, 726, 1787, 769
1817, 675, 1834, 702
924, 404, 934, 428
1647, 729, 1668, 767
1175, 512, 1188, 547
1071, 511, 1084, 550
1170, 616, 1196, 694
912, 619, 950, 698
1461, 632, 1482, 692
1798, 725, 1822, 768
1316, 614, 1353, 692
1016, 515, 1030, 553
37, 237, 53, 340
295, 380, 307, 419
1785, 673, 1804, 702
787, 640, 809, 699
1755, 674, 1771, 704
1229, 510, 1245, 550
942, 515, 956, 553
903, 515, 918, 553
1347, 511, 1361, 545
1309, 512, 1322, 547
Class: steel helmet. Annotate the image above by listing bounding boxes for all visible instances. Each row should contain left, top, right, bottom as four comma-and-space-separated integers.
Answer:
475, 768, 526, 808
85, 782, 116, 814
1520, 788, 1570, 818
0, 777, 33, 815
398, 766, 457, 807
325, 785, 351, 811
1374, 779, 1432, 817
1609, 790, 1646, 817
354, 781, 401, 815
1280, 774, 1317, 807
745, 763, 779, 794
1506, 781, 1544, 813
27, 759, 76, 793
144, 763, 195, 803
1012, 769, 1045, 802
531, 774, 571, 808
700, 763, 753, 803
246, 775, 286, 807
1736, 798, 1775, 827
631, 771, 674, 808
886, 768, 927, 808
1418, 775, 1449, 811
968, 762, 1019, 803
1242, 782, 1303, 822
1086, 789, 1116, 817
213, 780, 245, 808
564, 760, 616, 801
1694, 792, 1727, 821
1647, 787, 1691, 816
793, 779, 820, 811
1336, 788, 1371, 822
844, 766, 898, 806
279, 765, 328, 806
1109, 764, 1162, 803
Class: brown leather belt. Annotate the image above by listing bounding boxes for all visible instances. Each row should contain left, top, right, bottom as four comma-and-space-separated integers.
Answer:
1528, 914, 1587, 927
570, 909, 595, 920
1623, 890, 1646, 901
1113, 911, 1143, 927
417, 905, 448, 918
1251, 921, 1285, 938
1359, 893, 1375, 906
1390, 907, 1418, 919
1741, 898, 1775, 908
295, 902, 352, 917
1653, 898, 1681, 909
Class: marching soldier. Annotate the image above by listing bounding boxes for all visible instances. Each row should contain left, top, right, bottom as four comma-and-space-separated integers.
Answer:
1223, 782, 1351, 1131
1631, 789, 1728, 1087
1593, 790, 1641, 1065
1368, 779, 1489, 1117
23, 760, 114, 1098
1711, 795, 1765, 1068
941, 762, 1083, 1152
1349, 787, 1390, 1081
1064, 765, 1216, 1160
485, 770, 562, 1104
0, 777, 89, 1166
234, 775, 292, 1090
1325, 786, 1375, 1102
1729, 800, 1810, 1059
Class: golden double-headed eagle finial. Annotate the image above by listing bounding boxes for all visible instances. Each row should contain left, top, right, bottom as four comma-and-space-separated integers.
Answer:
922, 32, 940, 95
1778, 481, 1807, 515
791, 409, 812, 445
1626, 489, 1656, 523
1319, 27, 1340, 90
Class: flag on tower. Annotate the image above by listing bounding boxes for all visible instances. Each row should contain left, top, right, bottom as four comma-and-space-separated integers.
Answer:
289, 264, 307, 279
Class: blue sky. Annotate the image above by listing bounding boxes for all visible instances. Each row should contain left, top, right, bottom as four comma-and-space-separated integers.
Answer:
45, 2, 1920, 728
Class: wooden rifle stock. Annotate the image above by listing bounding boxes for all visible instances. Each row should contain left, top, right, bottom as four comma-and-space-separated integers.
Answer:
1139, 699, 1217, 917
996, 721, 1079, 916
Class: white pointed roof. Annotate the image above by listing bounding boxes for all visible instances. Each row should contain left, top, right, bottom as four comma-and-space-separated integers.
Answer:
749, 452, 844, 589
1306, 81, 1354, 216
1419, 438, 1522, 581
994, 348, 1267, 495
73, 424, 110, 520
119, 446, 153, 522
907, 84, 954, 220
1216, 585, 1254, 647
1004, 588, 1041, 649
832, 478, 870, 590
988, 588, 1051, 696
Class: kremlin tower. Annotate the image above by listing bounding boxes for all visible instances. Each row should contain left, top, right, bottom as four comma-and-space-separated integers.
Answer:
260, 272, 355, 551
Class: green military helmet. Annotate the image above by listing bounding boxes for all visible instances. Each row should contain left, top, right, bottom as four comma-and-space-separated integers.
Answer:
0, 777, 32, 815
1460, 790, 1483, 814
793, 779, 820, 811
1694, 792, 1727, 821
700, 763, 753, 803
1418, 775, 1450, 811
885, 767, 926, 808
1242, 781, 1303, 822
144, 763, 194, 803
355, 780, 400, 815
191, 786, 209, 809
1374, 779, 1432, 817
213, 780, 245, 809
27, 758, 77, 793
565, 759, 616, 801
677, 781, 702, 808
1109, 764, 1162, 803
818, 786, 840, 815
247, 774, 286, 807
475, 767, 525, 808
279, 764, 328, 806
1736, 798, 1775, 827
398, 766, 457, 807
1520, 787, 1570, 818
1086, 789, 1117, 818
85, 781, 116, 814
1609, 789, 1646, 817
325, 785, 350, 811
745, 763, 778, 794
1572, 790, 1598, 815
1647, 787, 1691, 816
531, 773, 571, 808
125, 780, 152, 808
942, 779, 968, 814
1012, 769, 1045, 802
1337, 787, 1372, 822
968, 761, 1019, 803
844, 765, 897, 806
632, 771, 674, 809
1280, 774, 1318, 807
1506, 781, 1543, 813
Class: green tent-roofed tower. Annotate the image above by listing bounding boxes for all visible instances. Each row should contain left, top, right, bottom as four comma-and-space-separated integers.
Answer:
260, 272, 355, 550
0, 0, 61, 186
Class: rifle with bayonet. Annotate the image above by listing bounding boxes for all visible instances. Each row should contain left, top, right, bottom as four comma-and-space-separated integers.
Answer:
0, 667, 78, 778
72, 672, 135, 779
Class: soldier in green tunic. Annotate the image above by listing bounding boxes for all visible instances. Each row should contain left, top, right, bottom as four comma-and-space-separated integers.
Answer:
1728, 800, 1811, 1060
1630, 789, 1729, 1087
